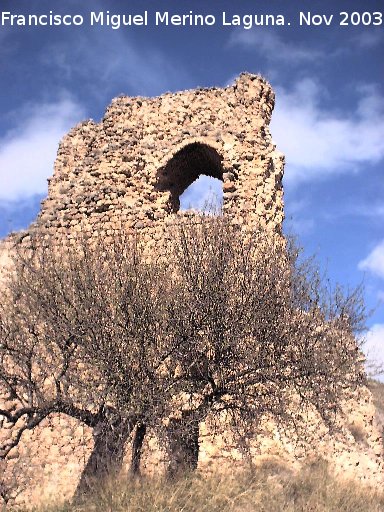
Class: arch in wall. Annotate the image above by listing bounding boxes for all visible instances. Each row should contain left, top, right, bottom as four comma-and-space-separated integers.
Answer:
155, 142, 224, 212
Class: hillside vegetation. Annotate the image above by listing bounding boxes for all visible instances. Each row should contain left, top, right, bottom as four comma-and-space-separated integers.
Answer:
32, 460, 384, 512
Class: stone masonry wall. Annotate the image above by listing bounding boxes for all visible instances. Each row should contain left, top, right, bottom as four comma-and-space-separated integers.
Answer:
0, 74, 383, 508
19, 73, 284, 247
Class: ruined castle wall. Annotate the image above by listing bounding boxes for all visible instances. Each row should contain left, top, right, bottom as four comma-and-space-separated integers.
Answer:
0, 73, 287, 507
25, 73, 284, 246
0, 74, 383, 508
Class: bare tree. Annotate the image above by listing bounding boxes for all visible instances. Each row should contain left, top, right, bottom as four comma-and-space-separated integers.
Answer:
155, 218, 367, 472
0, 235, 174, 495
0, 216, 367, 492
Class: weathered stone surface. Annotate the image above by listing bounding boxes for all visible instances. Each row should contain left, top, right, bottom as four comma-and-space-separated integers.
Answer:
4, 73, 284, 248
0, 73, 382, 508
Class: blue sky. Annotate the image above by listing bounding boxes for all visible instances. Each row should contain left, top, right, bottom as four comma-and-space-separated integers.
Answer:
0, 0, 383, 375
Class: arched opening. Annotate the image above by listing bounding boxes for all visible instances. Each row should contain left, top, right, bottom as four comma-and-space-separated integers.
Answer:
180, 175, 223, 211
155, 143, 224, 213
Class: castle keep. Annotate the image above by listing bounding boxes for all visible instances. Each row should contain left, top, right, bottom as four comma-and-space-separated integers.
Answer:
24, 73, 284, 245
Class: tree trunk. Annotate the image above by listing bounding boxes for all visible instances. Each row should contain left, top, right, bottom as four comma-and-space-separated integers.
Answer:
166, 413, 199, 478
130, 423, 146, 476
74, 416, 132, 499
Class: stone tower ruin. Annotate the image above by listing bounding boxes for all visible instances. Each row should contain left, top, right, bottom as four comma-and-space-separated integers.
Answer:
0, 74, 383, 509
25, 73, 284, 244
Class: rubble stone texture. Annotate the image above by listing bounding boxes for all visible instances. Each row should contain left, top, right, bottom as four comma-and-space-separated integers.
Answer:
0, 73, 383, 508
16, 72, 284, 246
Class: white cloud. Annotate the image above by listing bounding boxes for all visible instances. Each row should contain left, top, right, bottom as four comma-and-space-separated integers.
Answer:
320, 201, 384, 222
229, 30, 321, 64
0, 98, 85, 200
349, 203, 384, 219
229, 26, 382, 64
270, 79, 384, 183
363, 323, 384, 381
180, 176, 223, 211
358, 240, 384, 279
41, 29, 189, 99
352, 30, 383, 49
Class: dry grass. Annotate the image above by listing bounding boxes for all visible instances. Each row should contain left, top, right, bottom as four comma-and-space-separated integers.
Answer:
33, 459, 384, 512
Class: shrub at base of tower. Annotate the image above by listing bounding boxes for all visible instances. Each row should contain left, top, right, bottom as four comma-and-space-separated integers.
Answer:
0, 216, 366, 497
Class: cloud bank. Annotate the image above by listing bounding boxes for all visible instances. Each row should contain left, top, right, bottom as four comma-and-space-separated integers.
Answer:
0, 98, 85, 200
180, 176, 223, 211
364, 323, 384, 381
40, 27, 189, 100
359, 240, 384, 280
229, 29, 322, 64
271, 80, 384, 183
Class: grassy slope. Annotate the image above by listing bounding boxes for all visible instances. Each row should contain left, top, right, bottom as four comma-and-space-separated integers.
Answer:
32, 459, 384, 512
9, 382, 383, 511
